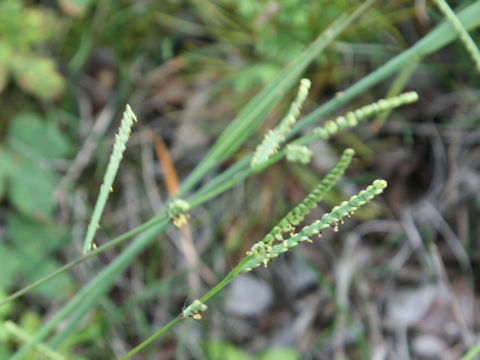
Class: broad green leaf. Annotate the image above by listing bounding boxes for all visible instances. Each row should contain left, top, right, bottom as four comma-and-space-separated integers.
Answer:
7, 158, 57, 219
0, 41, 11, 92
58, 0, 92, 17
26, 260, 74, 299
11, 55, 64, 100
0, 0, 23, 39
0, 1, 56, 49
16, 2, 480, 357
7, 112, 72, 159
0, 289, 13, 318
6, 214, 59, 274
258, 348, 299, 360
19, 311, 41, 335
203, 341, 253, 360
6, 214, 69, 254
21, 8, 56, 47
0, 244, 21, 290
0, 148, 13, 199
5, 215, 73, 299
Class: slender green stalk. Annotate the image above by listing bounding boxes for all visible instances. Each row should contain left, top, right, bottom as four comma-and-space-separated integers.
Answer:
0, 213, 168, 307
83, 105, 137, 253
119, 317, 182, 360
122, 256, 252, 359
433, 0, 480, 72
461, 342, 480, 360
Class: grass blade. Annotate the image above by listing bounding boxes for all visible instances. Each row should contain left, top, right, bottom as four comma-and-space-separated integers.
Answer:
293, 1, 480, 134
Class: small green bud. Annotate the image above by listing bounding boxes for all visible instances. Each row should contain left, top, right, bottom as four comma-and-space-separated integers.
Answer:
286, 144, 313, 165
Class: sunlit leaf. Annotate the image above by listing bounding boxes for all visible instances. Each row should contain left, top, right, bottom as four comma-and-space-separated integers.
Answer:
0, 41, 12, 92
0, 148, 13, 200
0, 244, 21, 290
11, 55, 65, 100
258, 348, 299, 360
8, 112, 72, 159
5, 215, 73, 299
203, 341, 253, 360
7, 158, 58, 220
58, 0, 92, 17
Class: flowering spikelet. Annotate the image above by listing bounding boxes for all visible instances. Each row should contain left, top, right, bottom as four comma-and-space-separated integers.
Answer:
251, 78, 311, 170
182, 299, 208, 320
242, 179, 387, 272
167, 199, 191, 228
263, 148, 355, 247
83, 105, 137, 254
313, 91, 418, 140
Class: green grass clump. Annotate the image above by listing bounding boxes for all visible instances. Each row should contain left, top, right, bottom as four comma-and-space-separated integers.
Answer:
2, 1, 480, 359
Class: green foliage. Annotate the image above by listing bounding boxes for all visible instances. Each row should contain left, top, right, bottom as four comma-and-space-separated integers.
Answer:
3, 1, 480, 359
1, 112, 71, 219
245, 178, 387, 271
58, 0, 92, 18
7, 112, 72, 159
203, 341, 252, 360
203, 341, 299, 360
7, 157, 57, 219
188, 0, 402, 92
0, 0, 64, 99
0, 214, 73, 299
258, 348, 299, 360
263, 148, 355, 247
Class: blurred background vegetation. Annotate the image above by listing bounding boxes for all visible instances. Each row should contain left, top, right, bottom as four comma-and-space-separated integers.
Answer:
0, 0, 479, 359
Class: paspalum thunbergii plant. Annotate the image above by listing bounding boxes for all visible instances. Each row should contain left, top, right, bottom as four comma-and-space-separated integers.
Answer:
3, 80, 419, 359
119, 82, 416, 358
5, 0, 478, 356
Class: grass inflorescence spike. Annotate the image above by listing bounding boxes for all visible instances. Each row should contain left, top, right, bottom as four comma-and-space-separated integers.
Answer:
262, 148, 355, 247
242, 179, 387, 271
251, 78, 311, 170
182, 299, 208, 320
167, 198, 191, 228
312, 91, 418, 140
83, 105, 138, 254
